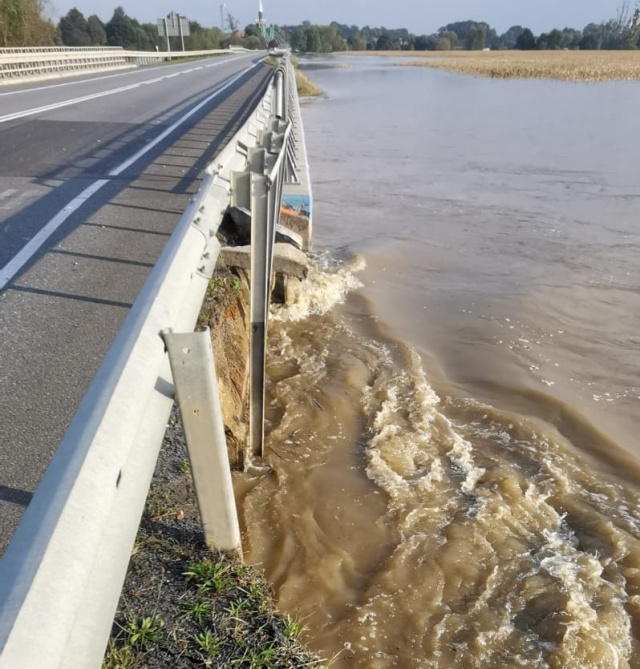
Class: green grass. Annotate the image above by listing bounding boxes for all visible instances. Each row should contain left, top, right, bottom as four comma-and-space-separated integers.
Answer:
104, 416, 327, 669
282, 615, 305, 640
192, 629, 224, 656
182, 599, 212, 625
184, 559, 234, 594
126, 616, 164, 650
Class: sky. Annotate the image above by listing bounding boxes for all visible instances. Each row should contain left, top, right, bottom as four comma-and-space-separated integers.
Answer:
46, 0, 629, 35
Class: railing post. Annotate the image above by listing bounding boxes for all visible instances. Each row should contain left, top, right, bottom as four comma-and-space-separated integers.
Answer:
162, 328, 242, 557
275, 69, 284, 120
249, 172, 271, 458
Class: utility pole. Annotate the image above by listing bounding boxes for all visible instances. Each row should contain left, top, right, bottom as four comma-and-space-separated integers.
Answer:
219, 2, 227, 30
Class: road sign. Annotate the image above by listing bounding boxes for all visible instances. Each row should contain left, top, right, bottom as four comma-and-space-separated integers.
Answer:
157, 12, 190, 51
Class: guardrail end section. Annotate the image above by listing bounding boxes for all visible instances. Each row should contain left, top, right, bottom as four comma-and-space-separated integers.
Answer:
162, 328, 242, 558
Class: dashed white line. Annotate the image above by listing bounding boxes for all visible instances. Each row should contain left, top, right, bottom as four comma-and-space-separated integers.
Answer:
0, 61, 260, 291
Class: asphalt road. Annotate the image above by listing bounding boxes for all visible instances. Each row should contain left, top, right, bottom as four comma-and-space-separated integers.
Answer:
0, 54, 273, 555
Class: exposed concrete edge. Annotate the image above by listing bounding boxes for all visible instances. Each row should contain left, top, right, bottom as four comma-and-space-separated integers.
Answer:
219, 243, 309, 280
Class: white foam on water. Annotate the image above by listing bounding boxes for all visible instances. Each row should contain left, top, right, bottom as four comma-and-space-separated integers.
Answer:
270, 252, 365, 323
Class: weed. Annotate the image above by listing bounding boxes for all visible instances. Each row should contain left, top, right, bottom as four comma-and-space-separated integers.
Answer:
192, 629, 223, 656
183, 599, 213, 626
197, 312, 209, 328
207, 277, 228, 296
230, 276, 241, 293
238, 581, 269, 614
180, 459, 191, 475
226, 598, 250, 618
295, 70, 321, 97
184, 559, 233, 594
231, 643, 279, 668
282, 615, 305, 640
102, 639, 136, 669
126, 616, 164, 650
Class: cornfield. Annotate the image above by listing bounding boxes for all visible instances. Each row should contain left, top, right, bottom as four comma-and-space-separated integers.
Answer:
397, 50, 640, 82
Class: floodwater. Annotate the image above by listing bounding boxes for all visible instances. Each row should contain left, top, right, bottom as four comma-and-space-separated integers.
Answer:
236, 57, 640, 668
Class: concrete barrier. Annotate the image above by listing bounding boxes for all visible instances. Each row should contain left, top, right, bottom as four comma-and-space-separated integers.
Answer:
0, 46, 251, 86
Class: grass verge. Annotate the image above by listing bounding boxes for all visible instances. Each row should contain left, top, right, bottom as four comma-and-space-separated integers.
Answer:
103, 271, 325, 669
295, 70, 322, 97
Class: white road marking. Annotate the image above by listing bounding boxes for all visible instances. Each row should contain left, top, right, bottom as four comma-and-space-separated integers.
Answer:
0, 55, 250, 99
0, 189, 18, 201
0, 56, 256, 124
0, 61, 259, 291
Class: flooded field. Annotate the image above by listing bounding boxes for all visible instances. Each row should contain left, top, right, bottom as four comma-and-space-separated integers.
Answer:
237, 57, 640, 668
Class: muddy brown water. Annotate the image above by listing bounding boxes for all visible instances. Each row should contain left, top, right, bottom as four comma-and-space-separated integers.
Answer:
235, 57, 640, 668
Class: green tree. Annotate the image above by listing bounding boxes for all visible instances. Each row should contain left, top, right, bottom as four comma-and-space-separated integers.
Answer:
59, 8, 90, 46
0, 0, 59, 46
348, 31, 366, 50
244, 23, 259, 37
440, 30, 458, 49
440, 20, 493, 46
105, 6, 136, 48
318, 24, 344, 52
186, 24, 223, 50
289, 26, 306, 51
305, 25, 322, 52
499, 25, 524, 49
515, 27, 536, 49
133, 21, 159, 50
465, 24, 486, 49
375, 31, 393, 50
561, 27, 582, 49
413, 34, 431, 50
580, 23, 602, 49
87, 15, 106, 45
546, 28, 563, 49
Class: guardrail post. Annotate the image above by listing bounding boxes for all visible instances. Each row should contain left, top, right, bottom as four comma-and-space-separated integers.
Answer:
162, 328, 242, 556
275, 69, 284, 120
249, 173, 271, 458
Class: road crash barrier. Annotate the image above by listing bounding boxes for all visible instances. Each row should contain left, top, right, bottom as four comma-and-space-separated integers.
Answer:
0, 54, 312, 669
0, 46, 253, 85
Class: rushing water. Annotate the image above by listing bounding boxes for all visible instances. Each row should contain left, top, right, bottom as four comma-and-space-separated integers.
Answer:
236, 57, 640, 668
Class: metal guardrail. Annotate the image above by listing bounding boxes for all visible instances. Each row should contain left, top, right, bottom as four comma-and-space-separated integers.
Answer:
0, 54, 303, 669
0, 46, 125, 53
0, 46, 249, 84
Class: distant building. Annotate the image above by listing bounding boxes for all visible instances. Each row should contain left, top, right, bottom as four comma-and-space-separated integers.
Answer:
258, 0, 267, 37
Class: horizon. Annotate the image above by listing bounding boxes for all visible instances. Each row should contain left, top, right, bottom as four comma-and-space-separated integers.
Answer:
45, 0, 629, 35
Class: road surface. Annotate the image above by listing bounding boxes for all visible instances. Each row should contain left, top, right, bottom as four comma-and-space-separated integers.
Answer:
0, 53, 273, 555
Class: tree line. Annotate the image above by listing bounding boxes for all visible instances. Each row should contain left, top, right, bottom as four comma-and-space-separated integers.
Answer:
283, 4, 640, 53
1, 0, 638, 52
0, 2, 272, 50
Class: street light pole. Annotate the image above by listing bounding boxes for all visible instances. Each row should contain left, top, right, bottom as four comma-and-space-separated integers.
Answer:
218, 2, 227, 30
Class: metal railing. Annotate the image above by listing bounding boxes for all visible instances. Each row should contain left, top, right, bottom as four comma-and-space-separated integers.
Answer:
0, 54, 304, 669
0, 46, 249, 84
